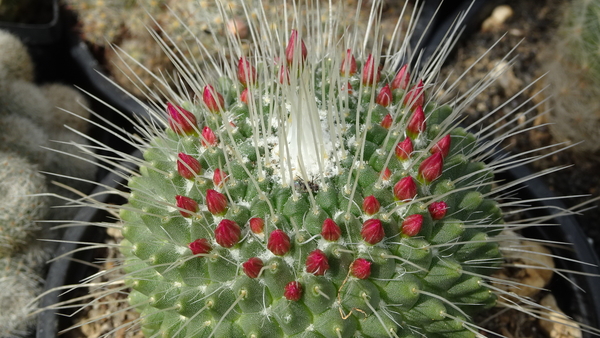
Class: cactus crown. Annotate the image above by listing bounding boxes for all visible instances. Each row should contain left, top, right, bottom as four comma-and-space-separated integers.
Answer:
40, 1, 600, 338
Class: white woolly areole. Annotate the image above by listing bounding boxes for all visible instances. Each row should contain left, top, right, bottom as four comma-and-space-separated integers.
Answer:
268, 71, 341, 185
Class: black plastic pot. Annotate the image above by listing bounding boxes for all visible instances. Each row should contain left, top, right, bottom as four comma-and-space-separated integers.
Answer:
497, 166, 600, 336
0, 0, 69, 84
36, 151, 140, 338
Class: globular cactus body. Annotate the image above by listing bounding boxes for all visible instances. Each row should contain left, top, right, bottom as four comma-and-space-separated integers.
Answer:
118, 13, 503, 338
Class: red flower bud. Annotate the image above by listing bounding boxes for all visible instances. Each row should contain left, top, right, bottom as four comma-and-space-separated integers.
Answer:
341, 81, 353, 94
306, 249, 329, 276
391, 64, 410, 90
206, 189, 228, 215
380, 113, 393, 129
177, 153, 202, 179
284, 281, 303, 301
237, 57, 257, 86
362, 195, 381, 215
240, 88, 250, 103
285, 29, 307, 65
431, 134, 451, 158
203, 85, 225, 112
393, 176, 417, 201
406, 105, 426, 139
361, 219, 385, 245
188, 238, 212, 255
212, 168, 228, 187
381, 167, 392, 181
351, 258, 372, 279
175, 195, 198, 217
167, 103, 197, 135
215, 219, 241, 248
249, 217, 264, 234
340, 49, 357, 76
242, 257, 263, 278
321, 218, 341, 241
401, 214, 423, 237
376, 84, 392, 107
395, 137, 413, 161
362, 54, 381, 85
267, 229, 291, 256
418, 152, 444, 183
201, 126, 218, 147
428, 201, 448, 220
403, 80, 425, 110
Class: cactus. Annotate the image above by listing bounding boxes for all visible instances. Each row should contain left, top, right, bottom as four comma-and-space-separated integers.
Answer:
44, 1, 600, 338
0, 29, 34, 83
0, 152, 48, 257
542, 0, 600, 153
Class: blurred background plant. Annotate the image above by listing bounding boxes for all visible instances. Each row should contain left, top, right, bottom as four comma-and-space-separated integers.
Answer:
541, 0, 600, 154
0, 28, 96, 337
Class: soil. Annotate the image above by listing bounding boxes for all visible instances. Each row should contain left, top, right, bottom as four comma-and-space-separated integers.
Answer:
65, 0, 600, 337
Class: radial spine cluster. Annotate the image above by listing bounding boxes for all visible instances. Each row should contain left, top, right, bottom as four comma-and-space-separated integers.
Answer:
120, 9, 506, 338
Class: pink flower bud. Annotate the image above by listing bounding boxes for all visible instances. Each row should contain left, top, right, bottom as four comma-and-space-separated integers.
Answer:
188, 238, 212, 255
419, 152, 444, 183
381, 167, 392, 181
206, 189, 228, 215
393, 176, 417, 201
406, 105, 426, 139
351, 258, 372, 279
362, 195, 381, 215
361, 219, 385, 245
321, 218, 341, 241
376, 84, 392, 107
215, 219, 241, 248
284, 281, 303, 301
380, 113, 393, 129
306, 249, 329, 275
391, 64, 410, 90
177, 153, 202, 179
403, 80, 425, 110
279, 64, 290, 84
395, 137, 413, 161
242, 257, 263, 278
167, 103, 197, 135
267, 229, 291, 256
201, 126, 218, 147
285, 29, 307, 65
237, 57, 257, 86
340, 49, 357, 76
203, 85, 225, 112
249, 217, 264, 234
428, 201, 448, 220
213, 168, 228, 187
176, 195, 199, 217
361, 54, 381, 85
431, 134, 451, 158
401, 214, 423, 237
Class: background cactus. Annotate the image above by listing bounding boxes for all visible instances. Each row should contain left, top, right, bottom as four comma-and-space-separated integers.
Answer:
0, 29, 96, 337
41, 1, 600, 338
542, 0, 600, 154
